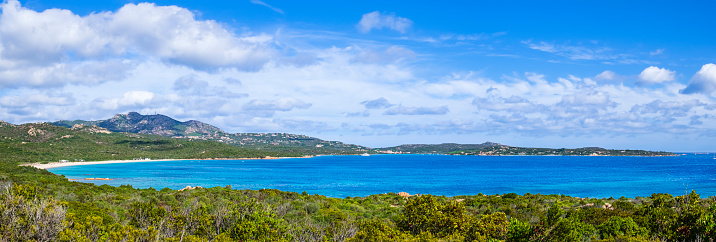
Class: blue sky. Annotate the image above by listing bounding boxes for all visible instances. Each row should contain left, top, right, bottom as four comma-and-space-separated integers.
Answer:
1, 0, 716, 151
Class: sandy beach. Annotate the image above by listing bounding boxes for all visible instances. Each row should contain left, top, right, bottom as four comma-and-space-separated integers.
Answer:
23, 156, 312, 170
23, 159, 186, 169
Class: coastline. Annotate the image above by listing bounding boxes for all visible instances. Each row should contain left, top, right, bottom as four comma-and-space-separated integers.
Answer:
23, 156, 313, 170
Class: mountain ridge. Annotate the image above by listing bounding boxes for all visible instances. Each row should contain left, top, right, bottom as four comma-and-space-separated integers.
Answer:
53, 112, 371, 155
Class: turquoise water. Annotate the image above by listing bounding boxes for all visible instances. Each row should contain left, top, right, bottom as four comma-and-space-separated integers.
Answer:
48, 154, 716, 198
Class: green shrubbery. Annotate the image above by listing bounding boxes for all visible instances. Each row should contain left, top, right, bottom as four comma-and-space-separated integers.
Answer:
1, 146, 716, 241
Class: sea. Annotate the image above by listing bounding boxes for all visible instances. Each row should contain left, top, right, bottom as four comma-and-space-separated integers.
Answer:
47, 153, 716, 198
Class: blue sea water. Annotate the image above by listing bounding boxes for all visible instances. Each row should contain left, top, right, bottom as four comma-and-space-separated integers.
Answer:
47, 154, 716, 198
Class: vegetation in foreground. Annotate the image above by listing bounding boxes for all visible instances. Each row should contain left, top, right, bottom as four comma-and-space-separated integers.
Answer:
1, 161, 716, 241
0, 118, 704, 241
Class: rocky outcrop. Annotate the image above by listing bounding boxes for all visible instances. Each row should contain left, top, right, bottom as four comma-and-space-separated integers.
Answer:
57, 112, 225, 137
51, 112, 373, 155
179, 186, 202, 191
71, 124, 112, 134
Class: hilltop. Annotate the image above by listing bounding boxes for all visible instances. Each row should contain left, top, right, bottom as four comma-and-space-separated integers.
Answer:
376, 142, 503, 154
53, 112, 371, 155
0, 121, 287, 163
376, 142, 674, 156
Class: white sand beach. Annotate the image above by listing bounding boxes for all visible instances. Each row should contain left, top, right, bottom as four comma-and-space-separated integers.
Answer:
23, 156, 312, 170
24, 159, 185, 170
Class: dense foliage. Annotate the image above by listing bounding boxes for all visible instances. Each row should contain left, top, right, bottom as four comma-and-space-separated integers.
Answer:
1, 160, 716, 241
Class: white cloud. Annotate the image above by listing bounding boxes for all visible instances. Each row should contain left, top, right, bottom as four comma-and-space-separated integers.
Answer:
522, 40, 624, 61
0, 0, 275, 89
249, 0, 284, 14
638, 66, 675, 84
243, 97, 312, 112
383, 105, 449, 115
357, 11, 412, 33
681, 63, 716, 95
352, 45, 416, 64
595, 70, 616, 81
109, 2, 274, 70
523, 41, 557, 53
473, 95, 544, 113
361, 97, 394, 109
650, 48, 664, 56
0, 60, 133, 88
559, 91, 611, 106
94, 91, 156, 110
1, 0, 715, 151
0, 93, 75, 108
0, 0, 111, 64
172, 74, 247, 98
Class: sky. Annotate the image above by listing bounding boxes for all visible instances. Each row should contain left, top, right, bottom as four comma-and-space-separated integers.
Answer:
1, 0, 716, 151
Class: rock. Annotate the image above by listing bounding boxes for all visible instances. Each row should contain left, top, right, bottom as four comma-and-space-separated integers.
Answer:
179, 186, 203, 191
602, 203, 613, 210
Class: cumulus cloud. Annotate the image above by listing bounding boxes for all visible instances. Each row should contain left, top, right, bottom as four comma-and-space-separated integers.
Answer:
384, 105, 449, 115
0, 0, 110, 64
681, 63, 716, 95
361, 97, 394, 109
638, 66, 675, 84
172, 74, 247, 98
472, 95, 544, 113
109, 2, 274, 70
0, 0, 274, 89
0, 59, 133, 89
174, 74, 209, 92
631, 99, 705, 117
357, 11, 412, 33
93, 91, 156, 110
0, 93, 75, 108
558, 91, 613, 107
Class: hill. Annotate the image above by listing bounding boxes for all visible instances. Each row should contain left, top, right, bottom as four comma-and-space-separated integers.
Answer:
376, 142, 674, 156
54, 112, 223, 137
0, 121, 288, 163
53, 112, 371, 155
52, 112, 674, 156
376, 142, 503, 154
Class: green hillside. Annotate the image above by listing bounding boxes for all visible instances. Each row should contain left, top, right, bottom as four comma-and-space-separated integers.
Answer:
53, 112, 372, 155
0, 121, 289, 164
376, 142, 503, 154
377, 142, 675, 156
1, 160, 714, 241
